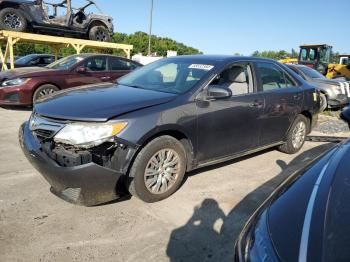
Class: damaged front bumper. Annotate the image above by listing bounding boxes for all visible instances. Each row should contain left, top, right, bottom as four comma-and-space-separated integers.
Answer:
19, 121, 138, 206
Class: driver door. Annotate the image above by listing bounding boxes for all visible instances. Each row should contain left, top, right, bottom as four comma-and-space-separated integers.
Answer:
196, 62, 265, 164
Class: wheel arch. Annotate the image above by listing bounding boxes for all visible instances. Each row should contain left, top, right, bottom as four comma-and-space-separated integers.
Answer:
300, 110, 312, 133
129, 128, 196, 176
88, 19, 109, 31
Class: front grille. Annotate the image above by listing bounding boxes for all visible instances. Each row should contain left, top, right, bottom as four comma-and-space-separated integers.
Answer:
340, 82, 350, 98
33, 129, 55, 139
29, 113, 65, 139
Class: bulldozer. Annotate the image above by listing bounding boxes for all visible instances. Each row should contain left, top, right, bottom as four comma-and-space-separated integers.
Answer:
296, 44, 350, 80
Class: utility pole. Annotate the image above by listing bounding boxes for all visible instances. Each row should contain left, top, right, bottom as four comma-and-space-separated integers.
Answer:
148, 0, 154, 56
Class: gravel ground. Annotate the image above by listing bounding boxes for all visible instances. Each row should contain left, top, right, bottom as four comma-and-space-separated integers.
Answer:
313, 111, 350, 135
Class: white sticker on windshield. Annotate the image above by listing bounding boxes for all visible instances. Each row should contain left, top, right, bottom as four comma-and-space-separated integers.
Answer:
188, 64, 214, 71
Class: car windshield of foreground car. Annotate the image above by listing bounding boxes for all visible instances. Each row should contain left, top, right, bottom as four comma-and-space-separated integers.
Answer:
299, 66, 326, 79
117, 59, 214, 94
46, 55, 84, 70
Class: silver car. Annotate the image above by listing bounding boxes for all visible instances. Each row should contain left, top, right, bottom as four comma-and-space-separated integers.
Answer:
288, 64, 349, 111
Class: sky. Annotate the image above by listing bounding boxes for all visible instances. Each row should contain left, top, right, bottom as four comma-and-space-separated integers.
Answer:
65, 0, 350, 55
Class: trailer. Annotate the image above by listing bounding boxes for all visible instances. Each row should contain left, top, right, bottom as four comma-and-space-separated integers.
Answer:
0, 30, 133, 71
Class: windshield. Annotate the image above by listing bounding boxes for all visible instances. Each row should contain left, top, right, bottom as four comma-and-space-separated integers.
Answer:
15, 55, 36, 64
299, 66, 326, 79
46, 55, 84, 70
117, 59, 214, 94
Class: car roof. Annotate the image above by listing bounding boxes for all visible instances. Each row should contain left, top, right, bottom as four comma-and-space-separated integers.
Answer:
166, 55, 277, 64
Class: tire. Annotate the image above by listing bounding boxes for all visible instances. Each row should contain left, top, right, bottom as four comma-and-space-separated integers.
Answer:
320, 93, 328, 111
278, 114, 309, 154
0, 8, 28, 32
88, 25, 111, 42
33, 84, 59, 104
128, 136, 187, 203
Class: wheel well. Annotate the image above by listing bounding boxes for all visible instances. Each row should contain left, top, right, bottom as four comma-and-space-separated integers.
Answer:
300, 111, 312, 133
0, 3, 20, 9
139, 130, 195, 172
88, 20, 108, 30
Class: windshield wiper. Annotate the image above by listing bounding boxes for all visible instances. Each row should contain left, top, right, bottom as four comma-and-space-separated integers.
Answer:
116, 81, 144, 89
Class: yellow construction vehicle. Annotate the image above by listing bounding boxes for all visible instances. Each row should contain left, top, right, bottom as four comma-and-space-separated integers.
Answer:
326, 54, 350, 80
280, 44, 350, 80
278, 57, 298, 64
297, 44, 332, 75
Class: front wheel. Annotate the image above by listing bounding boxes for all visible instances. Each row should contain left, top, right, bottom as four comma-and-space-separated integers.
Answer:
278, 115, 309, 154
0, 8, 28, 32
128, 136, 187, 202
88, 25, 111, 42
33, 84, 59, 104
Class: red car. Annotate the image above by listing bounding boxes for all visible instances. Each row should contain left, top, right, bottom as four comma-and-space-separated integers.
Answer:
0, 54, 141, 106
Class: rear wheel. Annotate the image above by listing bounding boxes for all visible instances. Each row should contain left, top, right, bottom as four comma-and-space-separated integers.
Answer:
128, 136, 187, 202
33, 84, 59, 104
88, 25, 111, 42
0, 8, 27, 32
278, 115, 309, 154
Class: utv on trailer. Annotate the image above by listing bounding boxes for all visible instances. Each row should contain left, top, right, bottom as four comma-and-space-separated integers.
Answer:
0, 0, 114, 41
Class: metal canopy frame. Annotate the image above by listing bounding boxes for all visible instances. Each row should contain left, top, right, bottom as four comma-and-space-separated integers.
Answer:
0, 30, 133, 71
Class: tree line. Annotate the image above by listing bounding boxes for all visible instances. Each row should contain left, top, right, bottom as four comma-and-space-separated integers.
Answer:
12, 31, 202, 58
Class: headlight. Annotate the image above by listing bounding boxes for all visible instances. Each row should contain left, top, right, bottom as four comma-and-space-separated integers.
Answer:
54, 121, 128, 148
236, 211, 278, 262
333, 84, 342, 93
1, 78, 31, 87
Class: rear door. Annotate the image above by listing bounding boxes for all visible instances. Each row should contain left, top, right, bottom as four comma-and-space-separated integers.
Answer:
254, 62, 303, 146
196, 62, 265, 163
107, 57, 141, 82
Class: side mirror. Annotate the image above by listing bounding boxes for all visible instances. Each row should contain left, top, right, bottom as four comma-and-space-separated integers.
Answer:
76, 66, 87, 74
340, 107, 350, 128
207, 85, 232, 100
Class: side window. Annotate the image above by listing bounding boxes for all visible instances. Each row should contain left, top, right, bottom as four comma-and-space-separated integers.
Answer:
43, 56, 55, 64
256, 62, 295, 92
29, 57, 40, 65
309, 48, 317, 61
300, 49, 308, 62
209, 64, 253, 96
84, 57, 107, 72
109, 58, 138, 71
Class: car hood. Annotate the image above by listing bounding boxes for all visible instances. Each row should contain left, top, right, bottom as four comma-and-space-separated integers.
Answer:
0, 67, 57, 81
34, 83, 177, 121
265, 140, 350, 261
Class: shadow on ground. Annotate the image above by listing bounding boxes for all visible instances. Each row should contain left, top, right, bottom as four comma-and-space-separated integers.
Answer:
166, 143, 334, 262
0, 105, 32, 111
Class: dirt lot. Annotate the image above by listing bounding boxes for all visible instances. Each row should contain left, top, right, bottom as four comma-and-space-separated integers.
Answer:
0, 107, 345, 262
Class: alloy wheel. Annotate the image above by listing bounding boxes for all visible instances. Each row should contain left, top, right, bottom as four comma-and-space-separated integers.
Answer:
36, 88, 56, 100
144, 149, 181, 195
96, 29, 107, 41
292, 121, 306, 149
4, 13, 22, 29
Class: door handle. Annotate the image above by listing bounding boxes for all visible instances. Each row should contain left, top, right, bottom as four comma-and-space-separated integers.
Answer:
100, 76, 111, 80
250, 100, 263, 108
293, 94, 302, 100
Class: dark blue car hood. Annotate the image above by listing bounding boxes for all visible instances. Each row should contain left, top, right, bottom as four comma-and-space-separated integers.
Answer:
34, 83, 177, 121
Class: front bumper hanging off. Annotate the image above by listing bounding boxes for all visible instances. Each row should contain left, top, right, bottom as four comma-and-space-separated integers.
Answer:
19, 121, 134, 206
